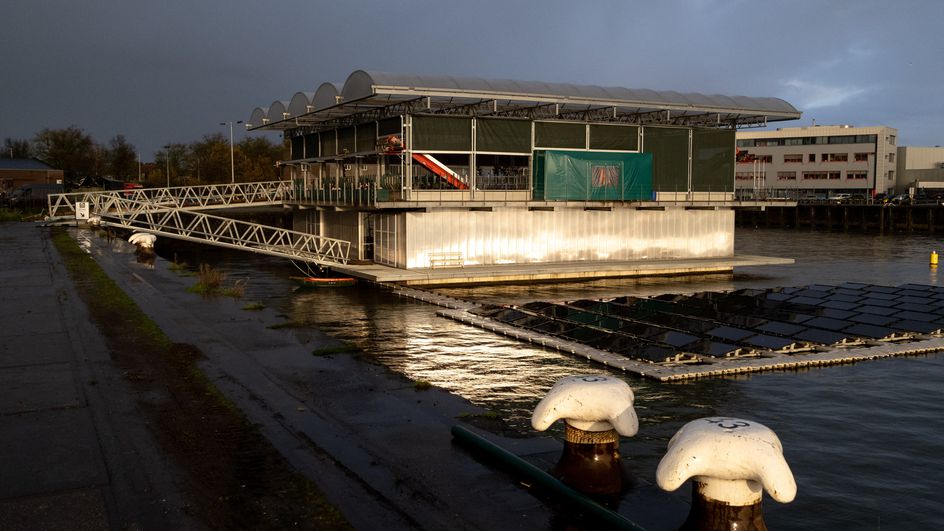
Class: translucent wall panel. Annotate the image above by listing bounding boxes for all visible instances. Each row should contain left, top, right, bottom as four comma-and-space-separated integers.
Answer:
535, 122, 586, 149
402, 207, 733, 268
589, 124, 638, 151
412, 115, 472, 151
321, 210, 363, 260
373, 212, 406, 267
476, 118, 531, 153
644, 127, 690, 192
692, 128, 735, 192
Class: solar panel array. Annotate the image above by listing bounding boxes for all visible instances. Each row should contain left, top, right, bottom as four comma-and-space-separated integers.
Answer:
471, 283, 944, 364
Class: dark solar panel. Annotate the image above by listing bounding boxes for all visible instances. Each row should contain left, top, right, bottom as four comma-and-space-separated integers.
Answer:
858, 297, 899, 308
897, 296, 937, 305
857, 305, 901, 316
833, 288, 866, 297
825, 294, 862, 304
839, 282, 870, 289
898, 284, 936, 293
560, 326, 605, 342
850, 313, 899, 326
793, 328, 852, 345
890, 320, 943, 334
697, 341, 744, 358
764, 292, 793, 302
796, 288, 830, 298
788, 296, 826, 306
820, 300, 860, 311
744, 334, 797, 350
706, 326, 755, 342
864, 285, 898, 294
843, 323, 898, 339
757, 321, 807, 336
803, 316, 854, 331
818, 308, 857, 320
891, 310, 940, 322
632, 344, 682, 363
894, 302, 937, 313
652, 330, 701, 348
807, 284, 838, 292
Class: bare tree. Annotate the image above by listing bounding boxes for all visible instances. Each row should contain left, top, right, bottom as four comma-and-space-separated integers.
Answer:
32, 126, 96, 188
3, 137, 32, 159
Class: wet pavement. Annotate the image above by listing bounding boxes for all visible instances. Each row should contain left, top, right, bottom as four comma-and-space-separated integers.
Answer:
0, 222, 194, 529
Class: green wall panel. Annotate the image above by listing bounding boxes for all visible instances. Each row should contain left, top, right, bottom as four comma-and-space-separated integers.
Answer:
643, 127, 689, 192
589, 124, 638, 151
692, 128, 734, 192
412, 115, 472, 151
534, 122, 586, 149
477, 118, 531, 153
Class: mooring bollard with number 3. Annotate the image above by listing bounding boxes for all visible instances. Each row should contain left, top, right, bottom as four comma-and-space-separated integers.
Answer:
656, 417, 796, 531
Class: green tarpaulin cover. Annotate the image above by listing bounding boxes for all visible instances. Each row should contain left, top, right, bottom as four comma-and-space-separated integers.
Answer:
534, 150, 653, 201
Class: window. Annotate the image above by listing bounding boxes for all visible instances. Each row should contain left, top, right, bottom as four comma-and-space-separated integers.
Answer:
736, 172, 765, 181
758, 155, 773, 163
821, 153, 829, 162
828, 153, 848, 162
778, 171, 797, 180
888, 152, 896, 163
854, 153, 869, 162
809, 154, 816, 162
889, 135, 896, 145
736, 139, 754, 148
784, 154, 803, 163
829, 172, 841, 180
803, 171, 829, 180
785, 137, 804, 146
888, 170, 895, 180
847, 171, 867, 179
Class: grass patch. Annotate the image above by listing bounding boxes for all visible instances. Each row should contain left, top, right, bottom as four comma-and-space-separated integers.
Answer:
0, 210, 25, 222
413, 380, 433, 391
242, 302, 266, 311
311, 343, 358, 356
188, 263, 246, 298
50, 227, 351, 529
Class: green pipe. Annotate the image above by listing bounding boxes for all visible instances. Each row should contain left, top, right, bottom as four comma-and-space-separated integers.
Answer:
451, 424, 647, 531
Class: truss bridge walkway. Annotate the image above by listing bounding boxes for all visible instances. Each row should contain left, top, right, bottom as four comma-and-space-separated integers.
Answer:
47, 181, 351, 266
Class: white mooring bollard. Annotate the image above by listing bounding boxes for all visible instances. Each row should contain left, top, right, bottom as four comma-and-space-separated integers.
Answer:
532, 375, 637, 496
656, 417, 796, 531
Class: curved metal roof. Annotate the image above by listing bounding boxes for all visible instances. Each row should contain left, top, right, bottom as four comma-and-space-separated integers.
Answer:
287, 92, 314, 117
249, 69, 800, 130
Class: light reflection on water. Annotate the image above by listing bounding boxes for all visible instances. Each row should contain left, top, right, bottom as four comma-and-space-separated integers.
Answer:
160, 228, 944, 530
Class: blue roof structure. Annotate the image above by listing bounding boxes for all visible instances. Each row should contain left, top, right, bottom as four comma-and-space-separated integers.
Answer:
0, 158, 57, 171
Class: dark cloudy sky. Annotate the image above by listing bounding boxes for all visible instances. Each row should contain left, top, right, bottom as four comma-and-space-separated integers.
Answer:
2, 0, 942, 158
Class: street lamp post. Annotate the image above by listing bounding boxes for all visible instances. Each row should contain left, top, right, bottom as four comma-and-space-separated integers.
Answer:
163, 144, 171, 188
220, 121, 243, 183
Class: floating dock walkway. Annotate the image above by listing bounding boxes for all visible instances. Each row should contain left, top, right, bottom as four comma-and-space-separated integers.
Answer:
424, 282, 944, 381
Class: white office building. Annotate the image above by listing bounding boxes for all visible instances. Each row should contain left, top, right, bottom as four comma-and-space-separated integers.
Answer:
735, 125, 897, 199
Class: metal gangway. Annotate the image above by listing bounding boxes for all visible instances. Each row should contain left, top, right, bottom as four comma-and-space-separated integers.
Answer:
48, 181, 351, 266
47, 180, 293, 219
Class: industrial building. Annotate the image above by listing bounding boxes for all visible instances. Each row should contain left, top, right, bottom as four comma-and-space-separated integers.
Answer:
734, 125, 897, 199
896, 146, 944, 194
247, 70, 800, 276
0, 158, 63, 196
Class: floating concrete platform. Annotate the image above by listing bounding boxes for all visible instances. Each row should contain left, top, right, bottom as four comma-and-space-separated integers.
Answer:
333, 254, 793, 286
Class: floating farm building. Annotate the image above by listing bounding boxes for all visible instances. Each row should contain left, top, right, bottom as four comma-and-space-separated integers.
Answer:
248, 70, 801, 283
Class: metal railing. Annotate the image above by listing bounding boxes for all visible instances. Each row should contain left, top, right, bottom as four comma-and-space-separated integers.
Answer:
95, 196, 350, 265
47, 180, 293, 219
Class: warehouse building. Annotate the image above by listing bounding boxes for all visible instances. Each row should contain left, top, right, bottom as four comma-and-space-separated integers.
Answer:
248, 70, 800, 272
